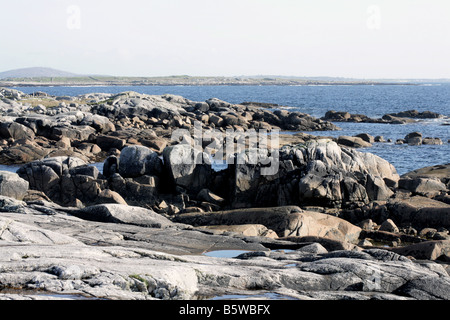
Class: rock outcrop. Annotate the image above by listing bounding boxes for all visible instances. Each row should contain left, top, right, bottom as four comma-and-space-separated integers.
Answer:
227, 139, 398, 209
1, 89, 449, 301
0, 196, 449, 300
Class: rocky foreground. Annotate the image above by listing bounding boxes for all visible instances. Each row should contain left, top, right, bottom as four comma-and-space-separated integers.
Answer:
0, 88, 449, 300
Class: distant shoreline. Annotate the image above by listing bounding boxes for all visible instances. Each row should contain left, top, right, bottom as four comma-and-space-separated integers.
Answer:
0, 76, 423, 88
1, 81, 418, 88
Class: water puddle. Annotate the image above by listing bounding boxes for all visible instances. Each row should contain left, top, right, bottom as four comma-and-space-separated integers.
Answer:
283, 263, 297, 268
0, 164, 22, 173
211, 293, 297, 300
202, 250, 252, 258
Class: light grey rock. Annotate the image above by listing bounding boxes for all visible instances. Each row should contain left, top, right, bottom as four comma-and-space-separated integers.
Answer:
0, 195, 27, 213
77, 204, 173, 228
422, 137, 443, 145
162, 144, 212, 194
0, 171, 29, 200
0, 203, 449, 300
91, 92, 187, 120
0, 216, 83, 245
230, 139, 399, 209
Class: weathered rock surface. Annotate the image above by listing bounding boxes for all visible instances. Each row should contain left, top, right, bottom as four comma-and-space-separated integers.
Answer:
0, 89, 339, 166
227, 139, 398, 209
1, 89, 449, 301
386, 196, 450, 230
162, 144, 212, 194
16, 156, 102, 206
391, 240, 450, 261
76, 204, 174, 228
0, 198, 449, 300
173, 206, 362, 243
401, 164, 450, 185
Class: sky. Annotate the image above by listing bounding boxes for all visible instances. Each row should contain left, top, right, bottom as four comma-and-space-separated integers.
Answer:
1, 0, 449, 79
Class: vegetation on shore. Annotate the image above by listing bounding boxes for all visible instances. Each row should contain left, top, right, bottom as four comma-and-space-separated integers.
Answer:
0, 75, 415, 87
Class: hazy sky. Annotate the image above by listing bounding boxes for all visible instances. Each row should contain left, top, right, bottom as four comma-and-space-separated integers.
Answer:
1, 0, 449, 78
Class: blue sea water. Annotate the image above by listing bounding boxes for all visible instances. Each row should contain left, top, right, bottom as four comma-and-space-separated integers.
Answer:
13, 84, 450, 175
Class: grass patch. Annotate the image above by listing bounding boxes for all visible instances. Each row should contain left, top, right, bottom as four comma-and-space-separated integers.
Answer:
19, 98, 90, 108
19, 98, 62, 108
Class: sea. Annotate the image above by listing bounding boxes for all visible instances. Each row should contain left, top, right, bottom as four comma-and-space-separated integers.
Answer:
11, 84, 450, 176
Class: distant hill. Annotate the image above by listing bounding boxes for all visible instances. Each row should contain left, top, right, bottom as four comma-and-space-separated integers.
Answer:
0, 67, 80, 79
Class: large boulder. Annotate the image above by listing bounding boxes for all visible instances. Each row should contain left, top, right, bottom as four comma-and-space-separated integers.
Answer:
337, 136, 372, 148
162, 144, 212, 194
118, 145, 163, 178
91, 92, 187, 120
386, 196, 450, 230
398, 177, 447, 197
0, 141, 51, 165
16, 156, 104, 206
0, 122, 35, 140
391, 240, 450, 261
401, 164, 450, 185
173, 206, 362, 242
228, 139, 399, 209
76, 204, 174, 228
405, 132, 423, 146
0, 171, 29, 200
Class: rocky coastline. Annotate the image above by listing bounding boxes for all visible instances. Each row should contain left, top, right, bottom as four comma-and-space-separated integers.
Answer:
0, 88, 449, 300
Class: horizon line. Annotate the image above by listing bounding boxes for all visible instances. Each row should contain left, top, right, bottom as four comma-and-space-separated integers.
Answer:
1, 67, 449, 82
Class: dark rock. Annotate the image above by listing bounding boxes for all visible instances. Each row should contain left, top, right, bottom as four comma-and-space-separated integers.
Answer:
405, 132, 423, 146
385, 110, 443, 119
118, 145, 162, 178
338, 136, 372, 148
394, 277, 450, 300
228, 139, 398, 209
0, 122, 35, 140
355, 133, 375, 143
96, 135, 126, 151
386, 196, 450, 230
398, 177, 447, 197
